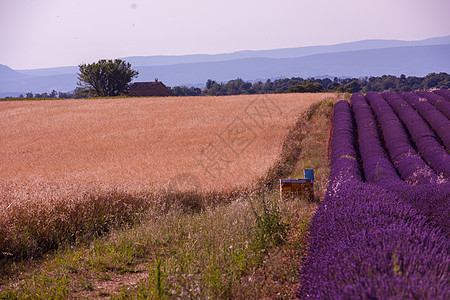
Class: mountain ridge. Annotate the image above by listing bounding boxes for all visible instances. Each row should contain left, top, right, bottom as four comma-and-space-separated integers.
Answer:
13, 35, 450, 74
1, 36, 449, 96
120, 35, 450, 67
134, 44, 450, 86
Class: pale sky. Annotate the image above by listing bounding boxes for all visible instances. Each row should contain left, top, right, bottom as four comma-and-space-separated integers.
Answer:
1, 0, 449, 70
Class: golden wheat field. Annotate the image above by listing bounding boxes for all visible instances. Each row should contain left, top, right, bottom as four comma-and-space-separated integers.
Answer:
0, 94, 335, 192
0, 93, 337, 260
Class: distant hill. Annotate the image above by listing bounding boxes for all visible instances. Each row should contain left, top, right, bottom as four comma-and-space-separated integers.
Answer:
18, 66, 79, 77
122, 35, 450, 67
1, 36, 449, 97
0, 73, 77, 95
0, 64, 33, 81
135, 44, 450, 86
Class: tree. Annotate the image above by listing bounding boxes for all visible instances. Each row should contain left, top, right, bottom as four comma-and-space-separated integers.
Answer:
50, 90, 58, 98
58, 91, 72, 99
286, 84, 305, 93
343, 80, 362, 93
302, 80, 324, 93
206, 79, 216, 89
168, 86, 202, 97
77, 59, 138, 97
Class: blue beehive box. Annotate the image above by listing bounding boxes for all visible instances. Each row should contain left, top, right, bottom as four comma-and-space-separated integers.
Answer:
304, 169, 314, 182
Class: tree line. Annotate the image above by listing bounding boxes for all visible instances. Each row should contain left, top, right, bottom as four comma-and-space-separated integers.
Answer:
168, 73, 450, 96
9, 59, 450, 100
17, 89, 94, 99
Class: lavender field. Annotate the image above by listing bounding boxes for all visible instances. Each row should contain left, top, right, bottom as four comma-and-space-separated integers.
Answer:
298, 90, 450, 298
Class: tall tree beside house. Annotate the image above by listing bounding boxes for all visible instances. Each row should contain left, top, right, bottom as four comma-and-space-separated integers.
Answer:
77, 59, 139, 97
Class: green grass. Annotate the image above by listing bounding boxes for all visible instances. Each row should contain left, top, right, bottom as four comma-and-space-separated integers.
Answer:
0, 194, 317, 299
290, 99, 335, 200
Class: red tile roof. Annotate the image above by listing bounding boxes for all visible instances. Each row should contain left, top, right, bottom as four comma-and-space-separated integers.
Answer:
130, 82, 166, 90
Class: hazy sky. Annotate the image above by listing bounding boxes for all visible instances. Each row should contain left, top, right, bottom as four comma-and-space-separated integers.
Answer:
1, 0, 449, 69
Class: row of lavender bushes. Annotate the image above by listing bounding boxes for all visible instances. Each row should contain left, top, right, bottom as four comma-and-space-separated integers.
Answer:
400, 91, 450, 149
298, 91, 450, 299
383, 92, 449, 177
365, 92, 437, 184
416, 90, 450, 119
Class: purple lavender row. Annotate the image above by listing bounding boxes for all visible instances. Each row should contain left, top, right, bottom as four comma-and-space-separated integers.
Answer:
416, 90, 450, 119
330, 99, 448, 233
351, 93, 402, 186
297, 181, 450, 299
400, 92, 450, 149
393, 182, 450, 236
433, 89, 450, 101
365, 92, 438, 184
329, 100, 363, 183
383, 93, 450, 178
297, 94, 450, 297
